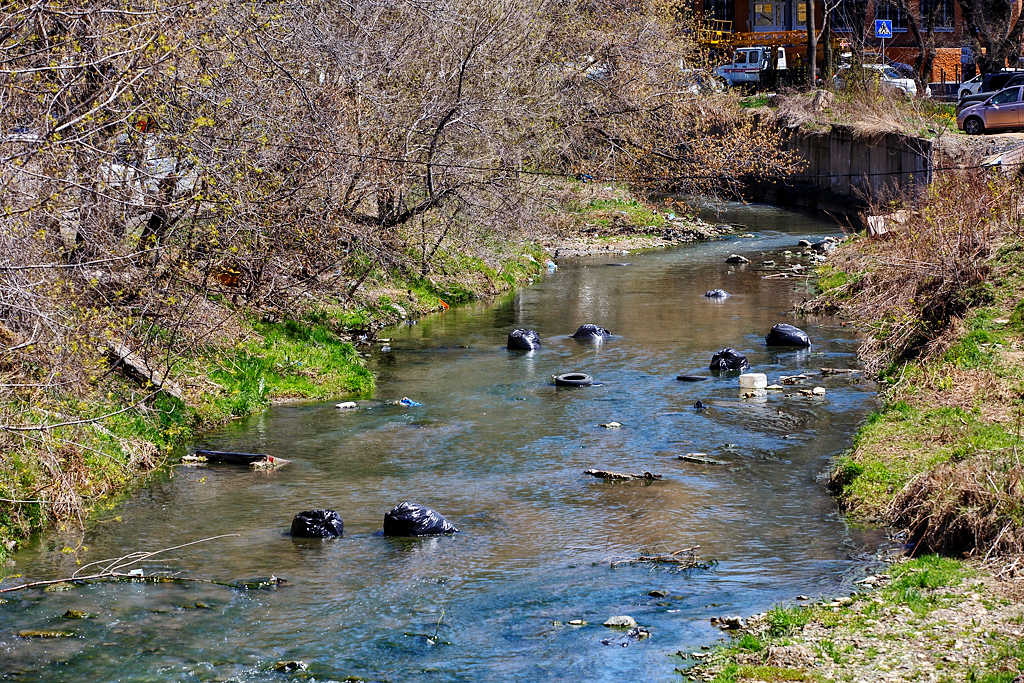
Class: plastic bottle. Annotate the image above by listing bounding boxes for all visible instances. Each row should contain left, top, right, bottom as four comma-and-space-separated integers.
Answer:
738, 373, 768, 390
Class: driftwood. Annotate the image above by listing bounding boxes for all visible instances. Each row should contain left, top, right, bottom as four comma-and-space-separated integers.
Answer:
762, 273, 812, 279
107, 341, 184, 400
192, 450, 291, 469
820, 367, 862, 376
584, 468, 661, 481
603, 546, 715, 570
678, 453, 726, 465
0, 535, 240, 594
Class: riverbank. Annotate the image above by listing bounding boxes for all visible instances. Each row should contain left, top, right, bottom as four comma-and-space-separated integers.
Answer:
684, 554, 1024, 682
685, 169, 1024, 681
0, 181, 723, 566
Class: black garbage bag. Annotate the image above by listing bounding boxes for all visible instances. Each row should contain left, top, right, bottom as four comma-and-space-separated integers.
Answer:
383, 502, 458, 536
765, 323, 811, 347
709, 347, 750, 373
811, 239, 837, 254
705, 289, 730, 299
507, 328, 541, 351
291, 509, 344, 538
571, 324, 612, 339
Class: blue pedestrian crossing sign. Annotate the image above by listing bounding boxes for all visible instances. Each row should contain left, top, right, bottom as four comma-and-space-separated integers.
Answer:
875, 19, 892, 38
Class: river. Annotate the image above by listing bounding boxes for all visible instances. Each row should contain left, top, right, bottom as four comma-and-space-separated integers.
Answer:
1, 204, 885, 682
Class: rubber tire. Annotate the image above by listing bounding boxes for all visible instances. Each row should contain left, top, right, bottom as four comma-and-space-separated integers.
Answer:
555, 373, 594, 387
964, 117, 985, 136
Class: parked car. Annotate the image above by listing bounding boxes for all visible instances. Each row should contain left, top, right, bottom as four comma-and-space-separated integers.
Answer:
957, 72, 1024, 113
958, 73, 985, 100
888, 61, 915, 80
834, 63, 918, 97
887, 61, 931, 97
715, 47, 786, 87
679, 68, 726, 94
980, 69, 1024, 94
957, 85, 1024, 135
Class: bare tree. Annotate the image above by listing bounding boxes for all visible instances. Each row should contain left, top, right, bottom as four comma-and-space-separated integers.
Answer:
0, 0, 801, 544
808, 0, 818, 87
957, 0, 1024, 74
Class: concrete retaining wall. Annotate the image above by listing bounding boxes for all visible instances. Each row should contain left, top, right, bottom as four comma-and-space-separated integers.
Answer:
785, 125, 933, 198
745, 125, 934, 224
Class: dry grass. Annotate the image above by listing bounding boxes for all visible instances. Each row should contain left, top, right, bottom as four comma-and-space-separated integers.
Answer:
889, 456, 1024, 557
769, 83, 954, 138
806, 170, 1022, 373
899, 362, 1021, 425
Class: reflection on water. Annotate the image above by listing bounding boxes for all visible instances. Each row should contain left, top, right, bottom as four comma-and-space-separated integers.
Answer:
1, 205, 883, 682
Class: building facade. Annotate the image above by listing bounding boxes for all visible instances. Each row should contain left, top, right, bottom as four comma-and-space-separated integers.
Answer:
695, 0, 970, 82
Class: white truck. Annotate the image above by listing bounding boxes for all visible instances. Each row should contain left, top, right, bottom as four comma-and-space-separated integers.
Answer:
715, 46, 787, 87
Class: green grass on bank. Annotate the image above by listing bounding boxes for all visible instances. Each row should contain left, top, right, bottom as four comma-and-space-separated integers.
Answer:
809, 223, 1024, 550
0, 238, 550, 567
0, 315, 373, 567
826, 303, 1024, 531
567, 194, 667, 231
194, 318, 374, 419
689, 555, 982, 683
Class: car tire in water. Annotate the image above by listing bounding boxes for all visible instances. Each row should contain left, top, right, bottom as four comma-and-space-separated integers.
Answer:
555, 373, 594, 387
964, 117, 985, 136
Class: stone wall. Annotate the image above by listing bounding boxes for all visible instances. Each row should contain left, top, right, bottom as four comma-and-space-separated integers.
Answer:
785, 125, 932, 197
744, 125, 934, 224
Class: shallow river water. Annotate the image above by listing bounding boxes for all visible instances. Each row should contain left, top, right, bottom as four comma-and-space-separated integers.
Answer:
2, 205, 887, 682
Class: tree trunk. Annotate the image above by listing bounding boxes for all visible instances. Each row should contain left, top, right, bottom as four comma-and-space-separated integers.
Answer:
806, 0, 818, 88
919, 29, 937, 92
959, 0, 1024, 75
906, 10, 927, 96
822, 14, 832, 78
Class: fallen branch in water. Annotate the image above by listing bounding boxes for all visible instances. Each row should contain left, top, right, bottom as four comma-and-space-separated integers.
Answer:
820, 367, 862, 376
603, 546, 715, 570
584, 468, 662, 481
0, 534, 241, 594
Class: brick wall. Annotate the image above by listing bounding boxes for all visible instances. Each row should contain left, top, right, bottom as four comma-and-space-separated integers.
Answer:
883, 47, 964, 83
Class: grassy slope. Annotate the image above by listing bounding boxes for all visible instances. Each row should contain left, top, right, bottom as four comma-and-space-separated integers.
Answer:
825, 241, 1024, 554
687, 554, 1024, 683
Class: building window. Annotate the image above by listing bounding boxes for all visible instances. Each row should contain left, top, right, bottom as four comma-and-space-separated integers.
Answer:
922, 0, 954, 31
795, 1, 808, 27
832, 0, 856, 31
705, 0, 733, 23
753, 2, 776, 27
874, 3, 908, 32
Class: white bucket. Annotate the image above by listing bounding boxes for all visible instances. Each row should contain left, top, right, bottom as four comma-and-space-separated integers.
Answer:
738, 373, 768, 390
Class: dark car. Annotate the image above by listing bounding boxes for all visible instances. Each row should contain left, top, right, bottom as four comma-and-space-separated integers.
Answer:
888, 61, 916, 80
981, 70, 1024, 94
957, 73, 1024, 113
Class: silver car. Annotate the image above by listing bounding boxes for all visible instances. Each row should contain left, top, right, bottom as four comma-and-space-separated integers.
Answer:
957, 86, 1024, 135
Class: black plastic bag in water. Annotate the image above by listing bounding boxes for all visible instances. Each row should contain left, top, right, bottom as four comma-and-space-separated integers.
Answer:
383, 502, 458, 536
507, 328, 541, 350
571, 324, 612, 339
709, 348, 750, 373
765, 323, 811, 347
291, 509, 344, 538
